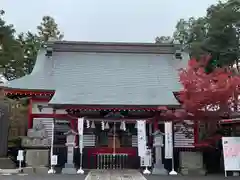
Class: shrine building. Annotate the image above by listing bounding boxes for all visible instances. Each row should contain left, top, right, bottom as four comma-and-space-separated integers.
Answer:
3, 41, 201, 171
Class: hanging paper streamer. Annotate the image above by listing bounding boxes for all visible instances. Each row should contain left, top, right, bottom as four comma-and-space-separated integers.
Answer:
105, 122, 110, 129
91, 121, 95, 129
101, 121, 105, 130
86, 120, 90, 128
123, 121, 126, 131
120, 121, 123, 130
134, 122, 137, 129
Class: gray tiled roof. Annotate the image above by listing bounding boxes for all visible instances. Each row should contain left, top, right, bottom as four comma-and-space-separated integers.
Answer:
4, 41, 188, 106
49, 52, 181, 105
4, 50, 54, 90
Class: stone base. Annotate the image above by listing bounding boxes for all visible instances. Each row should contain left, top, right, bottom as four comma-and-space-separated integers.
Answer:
25, 149, 49, 167
23, 166, 48, 174
62, 163, 76, 174
152, 166, 168, 175
0, 158, 16, 169
152, 161, 168, 175
62, 168, 77, 174
35, 166, 48, 174
181, 168, 206, 175
23, 167, 35, 174
0, 169, 20, 174
152, 167, 168, 175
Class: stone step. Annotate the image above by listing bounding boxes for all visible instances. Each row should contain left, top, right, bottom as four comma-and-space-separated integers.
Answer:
0, 169, 20, 175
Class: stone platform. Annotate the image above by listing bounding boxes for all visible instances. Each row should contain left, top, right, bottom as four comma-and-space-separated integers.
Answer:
85, 170, 147, 180
0, 158, 15, 169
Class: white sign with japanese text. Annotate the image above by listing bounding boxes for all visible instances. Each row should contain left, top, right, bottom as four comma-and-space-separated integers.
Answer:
78, 118, 84, 135
164, 121, 173, 159
222, 137, 240, 171
137, 120, 147, 157
140, 148, 152, 167
51, 155, 58, 165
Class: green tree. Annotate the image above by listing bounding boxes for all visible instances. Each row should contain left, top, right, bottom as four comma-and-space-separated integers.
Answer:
0, 10, 24, 79
163, 0, 240, 71
17, 32, 40, 74
155, 36, 173, 44
37, 16, 63, 44
204, 0, 240, 71
18, 15, 64, 74
173, 17, 208, 59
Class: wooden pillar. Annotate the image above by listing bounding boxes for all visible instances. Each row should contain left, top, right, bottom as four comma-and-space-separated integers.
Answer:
28, 98, 33, 129
0, 101, 10, 157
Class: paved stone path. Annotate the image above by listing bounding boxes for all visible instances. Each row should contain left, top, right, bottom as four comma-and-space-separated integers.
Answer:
85, 170, 147, 180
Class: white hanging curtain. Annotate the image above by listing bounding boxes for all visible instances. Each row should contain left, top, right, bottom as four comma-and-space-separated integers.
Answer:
134, 122, 137, 129
122, 121, 126, 131
120, 121, 123, 130
101, 121, 105, 130
86, 120, 90, 128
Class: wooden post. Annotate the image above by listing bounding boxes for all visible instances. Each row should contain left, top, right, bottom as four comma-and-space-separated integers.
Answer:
0, 88, 10, 157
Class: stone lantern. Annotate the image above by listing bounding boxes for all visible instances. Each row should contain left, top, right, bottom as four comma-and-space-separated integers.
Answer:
62, 129, 78, 174
152, 130, 167, 175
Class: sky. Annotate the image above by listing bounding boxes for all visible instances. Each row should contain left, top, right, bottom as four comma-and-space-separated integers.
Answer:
2, 0, 218, 42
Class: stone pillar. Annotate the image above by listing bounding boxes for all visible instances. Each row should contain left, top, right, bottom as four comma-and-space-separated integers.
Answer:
62, 129, 77, 174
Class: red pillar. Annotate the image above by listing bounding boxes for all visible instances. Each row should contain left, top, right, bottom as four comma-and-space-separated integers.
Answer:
28, 98, 33, 129
70, 119, 75, 130
70, 119, 79, 146
154, 113, 159, 132
75, 119, 79, 146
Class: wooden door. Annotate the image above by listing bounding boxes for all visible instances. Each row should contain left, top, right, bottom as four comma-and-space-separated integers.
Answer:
108, 136, 120, 148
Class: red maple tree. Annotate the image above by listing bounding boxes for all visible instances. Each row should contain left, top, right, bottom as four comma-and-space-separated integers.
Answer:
163, 56, 240, 121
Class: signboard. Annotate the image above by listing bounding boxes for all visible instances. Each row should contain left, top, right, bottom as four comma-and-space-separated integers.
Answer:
137, 120, 147, 157
140, 149, 152, 167
222, 137, 240, 171
51, 155, 58, 165
174, 120, 194, 148
78, 118, 84, 135
164, 122, 173, 159
17, 150, 24, 161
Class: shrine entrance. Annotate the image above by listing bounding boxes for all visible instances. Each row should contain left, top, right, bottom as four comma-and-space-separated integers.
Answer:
95, 122, 133, 169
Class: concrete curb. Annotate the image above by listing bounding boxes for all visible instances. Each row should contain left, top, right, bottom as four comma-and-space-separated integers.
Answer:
0, 168, 20, 175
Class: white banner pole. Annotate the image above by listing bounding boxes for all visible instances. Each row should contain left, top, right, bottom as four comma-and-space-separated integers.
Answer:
48, 117, 56, 174
77, 117, 84, 174
168, 121, 177, 175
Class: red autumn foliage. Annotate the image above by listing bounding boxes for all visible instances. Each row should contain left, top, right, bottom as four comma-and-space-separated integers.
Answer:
178, 57, 240, 115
